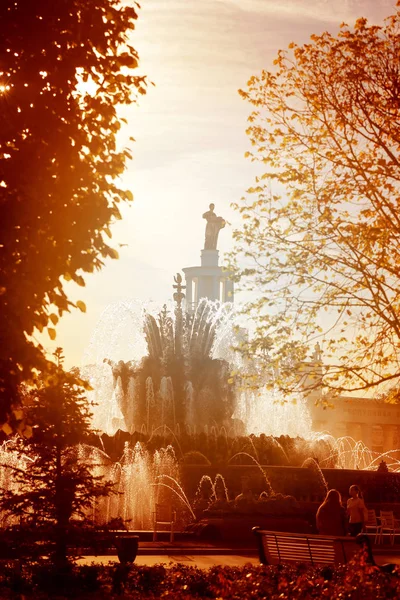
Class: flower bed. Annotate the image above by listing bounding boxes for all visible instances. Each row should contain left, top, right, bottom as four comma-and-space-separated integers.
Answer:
0, 553, 399, 599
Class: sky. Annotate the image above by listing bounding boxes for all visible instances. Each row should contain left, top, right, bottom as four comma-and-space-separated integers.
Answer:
42, 0, 397, 368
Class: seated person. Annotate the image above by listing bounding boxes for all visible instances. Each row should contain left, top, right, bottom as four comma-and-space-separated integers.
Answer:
316, 489, 347, 536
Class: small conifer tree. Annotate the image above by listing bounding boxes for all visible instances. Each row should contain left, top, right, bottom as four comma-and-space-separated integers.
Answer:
0, 349, 113, 562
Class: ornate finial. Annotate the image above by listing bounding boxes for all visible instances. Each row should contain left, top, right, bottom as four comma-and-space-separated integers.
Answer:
202, 204, 226, 250
173, 272, 186, 308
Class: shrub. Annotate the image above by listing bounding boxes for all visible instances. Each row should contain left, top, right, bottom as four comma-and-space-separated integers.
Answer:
0, 554, 398, 598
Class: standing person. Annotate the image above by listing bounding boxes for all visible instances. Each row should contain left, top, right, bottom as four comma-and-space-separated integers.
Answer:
316, 489, 347, 536
347, 485, 367, 536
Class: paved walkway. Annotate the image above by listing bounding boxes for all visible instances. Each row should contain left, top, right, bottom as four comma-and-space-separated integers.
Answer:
76, 541, 400, 569
77, 552, 400, 568
77, 554, 259, 568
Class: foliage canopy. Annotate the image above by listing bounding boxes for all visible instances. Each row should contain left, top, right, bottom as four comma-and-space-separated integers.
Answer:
0, 0, 146, 427
230, 7, 400, 398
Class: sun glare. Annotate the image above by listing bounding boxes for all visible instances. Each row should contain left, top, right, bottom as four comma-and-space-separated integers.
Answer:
75, 68, 99, 97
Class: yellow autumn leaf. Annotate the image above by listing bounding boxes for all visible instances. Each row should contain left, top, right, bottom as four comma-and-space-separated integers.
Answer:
23, 425, 33, 439
2, 422, 13, 435
76, 300, 86, 313
49, 313, 59, 325
47, 328, 56, 340
109, 248, 119, 259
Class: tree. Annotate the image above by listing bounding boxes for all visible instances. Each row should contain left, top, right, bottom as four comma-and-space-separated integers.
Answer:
0, 352, 113, 562
0, 0, 146, 428
229, 7, 400, 398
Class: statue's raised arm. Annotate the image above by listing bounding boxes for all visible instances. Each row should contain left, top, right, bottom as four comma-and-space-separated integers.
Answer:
202, 203, 226, 250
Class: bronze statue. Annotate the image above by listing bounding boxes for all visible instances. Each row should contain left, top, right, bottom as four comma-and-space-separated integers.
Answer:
203, 203, 226, 250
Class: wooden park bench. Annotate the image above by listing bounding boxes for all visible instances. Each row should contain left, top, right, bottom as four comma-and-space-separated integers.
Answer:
252, 527, 372, 567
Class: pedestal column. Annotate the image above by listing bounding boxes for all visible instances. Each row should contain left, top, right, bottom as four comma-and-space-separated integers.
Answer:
213, 277, 220, 301
185, 276, 193, 309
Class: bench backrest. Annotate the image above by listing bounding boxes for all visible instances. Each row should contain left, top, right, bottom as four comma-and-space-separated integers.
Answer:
154, 503, 176, 524
253, 528, 360, 566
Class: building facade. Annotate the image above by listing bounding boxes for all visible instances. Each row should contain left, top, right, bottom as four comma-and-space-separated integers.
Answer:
302, 357, 400, 453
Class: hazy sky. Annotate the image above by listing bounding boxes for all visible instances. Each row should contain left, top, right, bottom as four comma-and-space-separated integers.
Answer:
42, 0, 397, 367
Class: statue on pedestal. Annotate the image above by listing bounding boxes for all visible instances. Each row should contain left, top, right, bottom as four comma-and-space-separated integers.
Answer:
203, 203, 226, 250
312, 342, 322, 363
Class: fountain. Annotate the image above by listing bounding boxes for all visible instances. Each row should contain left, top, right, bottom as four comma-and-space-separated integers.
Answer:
82, 203, 315, 442
3, 206, 400, 539
83, 284, 313, 442
73, 260, 400, 534
83, 294, 242, 437
2, 273, 400, 537
82, 281, 400, 476
0, 439, 193, 532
